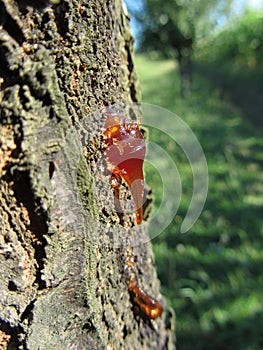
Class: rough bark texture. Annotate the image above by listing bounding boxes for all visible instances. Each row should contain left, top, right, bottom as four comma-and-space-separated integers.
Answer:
0, 0, 175, 349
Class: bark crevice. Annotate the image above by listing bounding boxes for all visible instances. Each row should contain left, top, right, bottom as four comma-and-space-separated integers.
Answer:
0, 0, 176, 348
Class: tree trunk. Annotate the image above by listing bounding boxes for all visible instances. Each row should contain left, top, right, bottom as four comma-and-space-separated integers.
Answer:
0, 0, 175, 349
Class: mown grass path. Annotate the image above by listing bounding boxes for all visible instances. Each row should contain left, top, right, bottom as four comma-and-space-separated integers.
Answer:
135, 55, 263, 350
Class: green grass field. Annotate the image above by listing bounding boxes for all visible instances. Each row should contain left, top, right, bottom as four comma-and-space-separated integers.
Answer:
135, 54, 263, 350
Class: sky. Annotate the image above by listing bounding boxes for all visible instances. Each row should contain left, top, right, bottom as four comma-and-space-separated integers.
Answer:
232, 0, 263, 15
245, 0, 262, 9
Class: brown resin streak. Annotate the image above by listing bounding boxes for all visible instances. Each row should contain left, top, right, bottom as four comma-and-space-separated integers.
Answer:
101, 108, 163, 320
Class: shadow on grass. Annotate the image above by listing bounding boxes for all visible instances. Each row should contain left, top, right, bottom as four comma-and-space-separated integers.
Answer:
195, 61, 263, 126
177, 307, 263, 350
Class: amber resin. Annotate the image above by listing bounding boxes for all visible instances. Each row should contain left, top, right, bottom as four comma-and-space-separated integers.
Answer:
128, 278, 163, 320
102, 108, 146, 224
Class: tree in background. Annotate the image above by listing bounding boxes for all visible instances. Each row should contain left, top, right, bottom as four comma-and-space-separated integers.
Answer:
127, 0, 233, 97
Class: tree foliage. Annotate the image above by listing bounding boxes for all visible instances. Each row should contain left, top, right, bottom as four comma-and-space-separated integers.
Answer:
199, 10, 263, 68
127, 0, 233, 97
127, 0, 234, 56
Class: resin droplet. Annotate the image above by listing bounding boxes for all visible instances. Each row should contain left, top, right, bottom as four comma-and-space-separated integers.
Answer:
128, 278, 163, 320
102, 109, 146, 224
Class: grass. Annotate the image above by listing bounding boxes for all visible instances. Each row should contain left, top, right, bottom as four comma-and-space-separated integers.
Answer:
135, 54, 263, 350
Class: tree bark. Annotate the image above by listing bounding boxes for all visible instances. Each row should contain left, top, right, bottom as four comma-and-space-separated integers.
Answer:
0, 0, 175, 349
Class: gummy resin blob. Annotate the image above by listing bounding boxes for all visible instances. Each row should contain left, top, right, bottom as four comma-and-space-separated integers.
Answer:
101, 108, 146, 225
128, 278, 163, 320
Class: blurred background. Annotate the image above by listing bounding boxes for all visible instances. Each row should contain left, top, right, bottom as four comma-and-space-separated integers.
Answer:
124, 0, 263, 349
